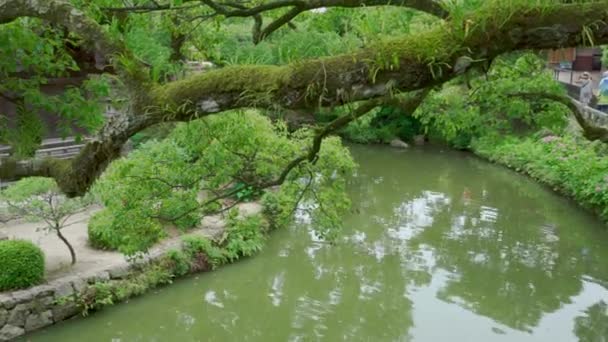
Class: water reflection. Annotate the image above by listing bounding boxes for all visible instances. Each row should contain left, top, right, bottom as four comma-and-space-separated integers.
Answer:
574, 301, 608, 341
24, 146, 608, 342
348, 146, 608, 337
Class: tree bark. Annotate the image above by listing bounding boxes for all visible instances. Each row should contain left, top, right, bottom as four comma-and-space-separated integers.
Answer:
55, 228, 77, 265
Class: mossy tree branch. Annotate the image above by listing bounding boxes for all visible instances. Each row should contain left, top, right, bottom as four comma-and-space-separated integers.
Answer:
3, 1, 608, 196
155, 2, 608, 119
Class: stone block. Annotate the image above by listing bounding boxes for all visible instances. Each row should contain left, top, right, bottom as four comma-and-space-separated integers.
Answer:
70, 277, 88, 294
54, 280, 75, 299
148, 249, 164, 260
11, 290, 33, 304
7, 303, 31, 327
0, 325, 24, 341
52, 301, 80, 322
390, 138, 409, 149
24, 310, 53, 332
31, 285, 54, 298
108, 265, 131, 280
0, 308, 7, 326
36, 296, 54, 308
0, 294, 16, 310
94, 271, 110, 283
413, 134, 426, 145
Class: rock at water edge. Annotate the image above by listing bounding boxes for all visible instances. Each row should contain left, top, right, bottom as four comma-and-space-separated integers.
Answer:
0, 325, 24, 341
390, 139, 409, 149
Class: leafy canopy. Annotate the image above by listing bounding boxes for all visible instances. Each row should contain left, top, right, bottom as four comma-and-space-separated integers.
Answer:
90, 110, 355, 255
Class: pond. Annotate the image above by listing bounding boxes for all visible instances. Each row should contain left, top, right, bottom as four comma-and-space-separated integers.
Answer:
25, 145, 608, 341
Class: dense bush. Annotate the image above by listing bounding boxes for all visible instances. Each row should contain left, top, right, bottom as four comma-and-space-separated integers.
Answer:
336, 105, 424, 144
77, 214, 271, 314
129, 123, 176, 149
163, 250, 191, 277
194, 7, 423, 66
87, 208, 165, 255
335, 53, 567, 148
473, 134, 608, 220
88, 209, 120, 250
181, 235, 227, 269
0, 240, 45, 291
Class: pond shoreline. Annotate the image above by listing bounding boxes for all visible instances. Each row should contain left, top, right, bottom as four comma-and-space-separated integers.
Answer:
361, 140, 607, 225
469, 141, 608, 226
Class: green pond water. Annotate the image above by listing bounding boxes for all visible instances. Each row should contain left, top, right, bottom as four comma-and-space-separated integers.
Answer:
26, 146, 608, 341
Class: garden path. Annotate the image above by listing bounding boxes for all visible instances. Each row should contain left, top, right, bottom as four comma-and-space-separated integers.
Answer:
0, 203, 261, 281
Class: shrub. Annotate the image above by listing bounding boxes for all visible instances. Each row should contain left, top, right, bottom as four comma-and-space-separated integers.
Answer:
90, 110, 355, 255
261, 191, 290, 230
88, 209, 165, 255
88, 209, 120, 250
182, 235, 226, 269
0, 240, 45, 291
222, 211, 266, 262
79, 264, 174, 314
163, 250, 190, 277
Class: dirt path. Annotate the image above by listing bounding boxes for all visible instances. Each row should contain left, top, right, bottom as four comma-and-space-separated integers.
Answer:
0, 206, 125, 280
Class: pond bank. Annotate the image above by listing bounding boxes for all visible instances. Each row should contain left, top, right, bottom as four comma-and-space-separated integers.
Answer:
471, 135, 608, 224
0, 203, 262, 341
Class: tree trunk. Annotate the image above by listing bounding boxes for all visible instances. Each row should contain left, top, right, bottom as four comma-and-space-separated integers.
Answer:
56, 229, 77, 265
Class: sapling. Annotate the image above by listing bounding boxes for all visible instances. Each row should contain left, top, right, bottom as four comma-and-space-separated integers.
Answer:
1, 177, 90, 265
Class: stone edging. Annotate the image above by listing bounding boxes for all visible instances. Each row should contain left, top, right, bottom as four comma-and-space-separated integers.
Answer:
0, 245, 170, 341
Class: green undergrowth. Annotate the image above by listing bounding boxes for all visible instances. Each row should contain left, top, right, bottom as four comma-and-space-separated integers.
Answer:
66, 211, 270, 315
473, 134, 608, 221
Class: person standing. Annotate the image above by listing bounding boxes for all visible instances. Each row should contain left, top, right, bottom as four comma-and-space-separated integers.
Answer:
597, 71, 608, 112
577, 72, 594, 107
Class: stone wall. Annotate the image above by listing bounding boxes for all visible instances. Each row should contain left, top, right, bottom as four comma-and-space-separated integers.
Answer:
560, 81, 599, 107
0, 235, 183, 341
0, 261, 136, 341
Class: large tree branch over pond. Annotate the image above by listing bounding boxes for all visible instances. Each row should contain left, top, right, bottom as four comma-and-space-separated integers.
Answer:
3, 1, 608, 196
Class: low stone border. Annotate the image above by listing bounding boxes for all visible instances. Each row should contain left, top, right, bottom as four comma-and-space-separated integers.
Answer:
0, 250, 159, 340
